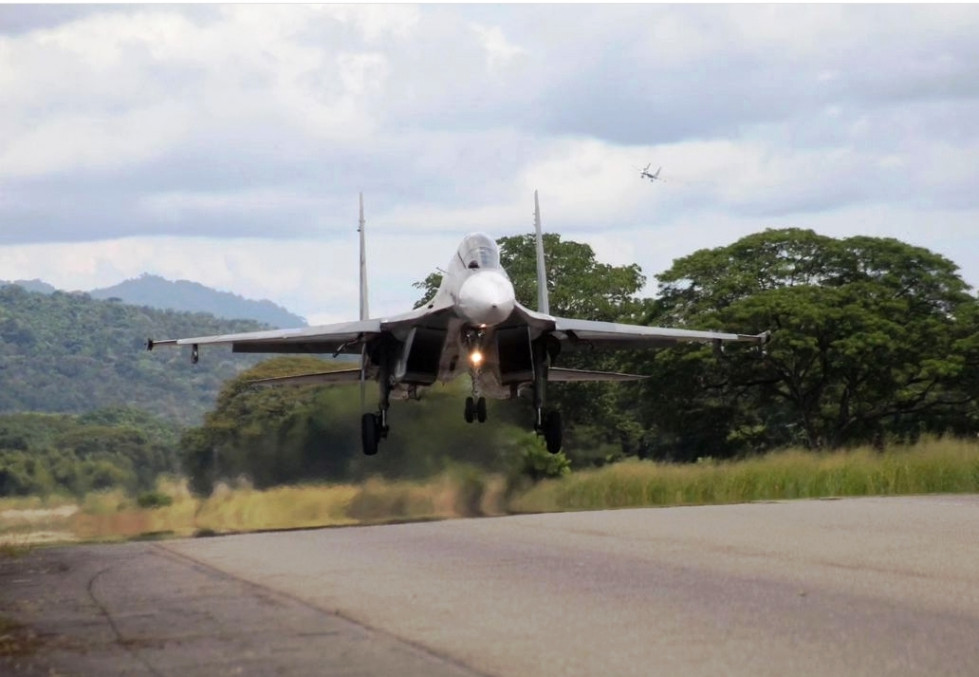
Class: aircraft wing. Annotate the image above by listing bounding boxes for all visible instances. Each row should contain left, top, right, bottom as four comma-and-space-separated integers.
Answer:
548, 367, 647, 382
511, 303, 769, 349
147, 302, 454, 357
148, 319, 383, 356
248, 368, 365, 387
549, 317, 770, 349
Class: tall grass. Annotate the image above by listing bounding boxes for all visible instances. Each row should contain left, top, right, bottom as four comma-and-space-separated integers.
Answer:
63, 468, 509, 541
195, 482, 359, 532
8, 438, 979, 544
509, 438, 979, 513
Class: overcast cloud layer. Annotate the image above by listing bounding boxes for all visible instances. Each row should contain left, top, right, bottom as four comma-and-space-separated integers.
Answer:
1, 4, 978, 324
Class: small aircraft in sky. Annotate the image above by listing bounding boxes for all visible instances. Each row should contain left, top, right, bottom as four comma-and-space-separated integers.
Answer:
639, 163, 662, 182
148, 193, 768, 456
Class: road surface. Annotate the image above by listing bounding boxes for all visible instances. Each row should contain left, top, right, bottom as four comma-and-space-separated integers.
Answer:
3, 496, 979, 676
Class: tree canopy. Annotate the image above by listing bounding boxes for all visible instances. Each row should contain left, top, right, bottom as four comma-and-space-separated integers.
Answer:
644, 228, 979, 455
0, 408, 182, 497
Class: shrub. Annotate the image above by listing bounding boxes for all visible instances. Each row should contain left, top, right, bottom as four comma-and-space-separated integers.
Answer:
136, 491, 173, 509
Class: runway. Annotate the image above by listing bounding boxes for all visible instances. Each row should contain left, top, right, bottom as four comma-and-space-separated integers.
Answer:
3, 496, 979, 676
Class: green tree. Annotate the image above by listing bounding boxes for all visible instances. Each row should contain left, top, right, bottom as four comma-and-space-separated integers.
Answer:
645, 228, 977, 454
0, 410, 181, 498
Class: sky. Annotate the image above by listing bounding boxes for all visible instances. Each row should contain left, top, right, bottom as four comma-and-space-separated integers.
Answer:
1, 3, 978, 325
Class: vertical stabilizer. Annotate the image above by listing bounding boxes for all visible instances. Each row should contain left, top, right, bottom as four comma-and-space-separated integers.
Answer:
534, 190, 550, 315
358, 193, 369, 321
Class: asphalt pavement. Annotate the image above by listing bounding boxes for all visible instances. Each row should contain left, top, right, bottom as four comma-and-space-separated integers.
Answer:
3, 495, 979, 676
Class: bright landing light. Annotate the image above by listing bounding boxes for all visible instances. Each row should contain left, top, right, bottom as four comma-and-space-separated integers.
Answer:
470, 349, 484, 366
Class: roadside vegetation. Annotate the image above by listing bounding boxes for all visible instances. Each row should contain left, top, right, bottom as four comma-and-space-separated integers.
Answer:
509, 437, 979, 513
3, 437, 977, 547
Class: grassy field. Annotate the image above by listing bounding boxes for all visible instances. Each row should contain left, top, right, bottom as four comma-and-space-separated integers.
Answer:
2, 438, 977, 547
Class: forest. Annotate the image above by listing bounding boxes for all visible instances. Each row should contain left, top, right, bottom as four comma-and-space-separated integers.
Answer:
2, 227, 978, 498
0, 286, 263, 497
0, 408, 182, 497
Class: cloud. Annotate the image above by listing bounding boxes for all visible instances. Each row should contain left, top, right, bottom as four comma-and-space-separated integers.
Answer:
469, 22, 526, 75
0, 4, 978, 321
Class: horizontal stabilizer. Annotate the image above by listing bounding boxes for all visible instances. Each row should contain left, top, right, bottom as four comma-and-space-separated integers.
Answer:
248, 368, 364, 388
547, 367, 647, 382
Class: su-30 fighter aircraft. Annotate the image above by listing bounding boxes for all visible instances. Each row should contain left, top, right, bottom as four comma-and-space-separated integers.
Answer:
148, 192, 769, 456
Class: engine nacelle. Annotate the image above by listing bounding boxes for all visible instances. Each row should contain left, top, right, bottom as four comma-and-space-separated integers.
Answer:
393, 327, 446, 385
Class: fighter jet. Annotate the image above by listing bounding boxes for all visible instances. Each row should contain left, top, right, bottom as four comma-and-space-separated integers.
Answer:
148, 192, 769, 456
640, 164, 662, 182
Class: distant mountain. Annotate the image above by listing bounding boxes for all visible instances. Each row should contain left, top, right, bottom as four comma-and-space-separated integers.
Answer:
89, 274, 306, 328
1, 279, 57, 294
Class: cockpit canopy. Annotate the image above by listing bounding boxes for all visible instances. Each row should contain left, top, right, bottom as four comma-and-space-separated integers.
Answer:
458, 233, 501, 270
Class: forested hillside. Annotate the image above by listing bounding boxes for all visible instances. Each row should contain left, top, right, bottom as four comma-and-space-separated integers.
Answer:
0, 285, 265, 423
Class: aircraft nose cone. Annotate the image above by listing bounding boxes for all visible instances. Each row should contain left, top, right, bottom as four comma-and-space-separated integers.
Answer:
458, 272, 515, 327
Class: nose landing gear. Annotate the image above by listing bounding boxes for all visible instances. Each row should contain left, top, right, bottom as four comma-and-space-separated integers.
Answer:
464, 396, 487, 423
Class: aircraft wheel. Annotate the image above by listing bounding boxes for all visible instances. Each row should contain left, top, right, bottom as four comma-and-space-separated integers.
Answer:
476, 397, 487, 423
544, 410, 562, 454
464, 397, 475, 423
361, 413, 379, 456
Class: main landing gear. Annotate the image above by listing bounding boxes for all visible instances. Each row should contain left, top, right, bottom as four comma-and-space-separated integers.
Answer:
361, 370, 391, 456
361, 411, 389, 456
530, 336, 563, 454
533, 408, 562, 454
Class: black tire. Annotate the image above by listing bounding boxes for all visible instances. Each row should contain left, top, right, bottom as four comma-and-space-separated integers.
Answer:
476, 397, 487, 423
544, 410, 562, 454
361, 413, 379, 456
464, 397, 475, 423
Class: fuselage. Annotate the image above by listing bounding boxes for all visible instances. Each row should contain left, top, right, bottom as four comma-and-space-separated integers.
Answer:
398, 234, 524, 399
430, 233, 516, 329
